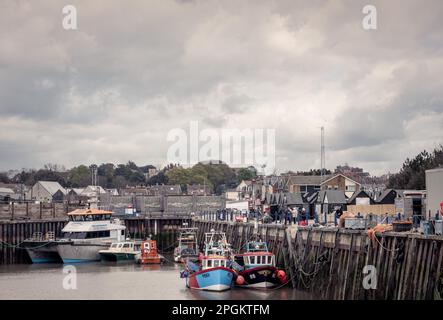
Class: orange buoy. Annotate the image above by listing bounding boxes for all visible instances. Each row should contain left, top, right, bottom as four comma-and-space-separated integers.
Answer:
236, 275, 245, 285
276, 270, 286, 283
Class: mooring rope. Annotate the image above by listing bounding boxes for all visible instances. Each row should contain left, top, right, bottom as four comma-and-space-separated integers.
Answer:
0, 239, 53, 249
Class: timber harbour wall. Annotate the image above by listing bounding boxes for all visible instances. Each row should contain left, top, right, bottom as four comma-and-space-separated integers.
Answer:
192, 219, 443, 300
1, 216, 442, 300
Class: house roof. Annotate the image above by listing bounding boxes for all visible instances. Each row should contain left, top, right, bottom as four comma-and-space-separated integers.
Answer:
37, 181, 66, 195
286, 175, 325, 186
284, 193, 305, 205
320, 173, 361, 186
348, 190, 374, 204
0, 187, 15, 194
81, 185, 107, 195
68, 188, 85, 195
317, 190, 347, 204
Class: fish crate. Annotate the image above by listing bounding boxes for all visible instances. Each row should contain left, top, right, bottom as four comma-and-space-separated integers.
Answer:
392, 221, 412, 232
434, 220, 443, 235
419, 220, 434, 236
344, 218, 367, 230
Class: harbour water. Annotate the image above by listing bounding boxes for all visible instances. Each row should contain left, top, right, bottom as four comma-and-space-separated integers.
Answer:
0, 258, 316, 300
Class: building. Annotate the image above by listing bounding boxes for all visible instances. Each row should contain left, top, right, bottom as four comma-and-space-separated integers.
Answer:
286, 175, 323, 193
27, 181, 66, 202
315, 190, 348, 217
144, 167, 159, 180
347, 190, 375, 205
187, 184, 211, 196
225, 189, 240, 201
236, 180, 262, 201
320, 174, 361, 198
81, 185, 107, 197
0, 187, 17, 202
66, 188, 88, 205
426, 168, 443, 216
147, 184, 182, 196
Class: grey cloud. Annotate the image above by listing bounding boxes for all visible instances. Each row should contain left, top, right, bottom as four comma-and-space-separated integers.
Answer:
0, 0, 442, 175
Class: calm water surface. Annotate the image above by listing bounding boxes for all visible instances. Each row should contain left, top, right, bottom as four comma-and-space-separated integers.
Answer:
0, 258, 316, 300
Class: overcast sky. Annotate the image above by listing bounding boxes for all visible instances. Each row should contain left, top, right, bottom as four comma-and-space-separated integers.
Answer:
1, 0, 442, 175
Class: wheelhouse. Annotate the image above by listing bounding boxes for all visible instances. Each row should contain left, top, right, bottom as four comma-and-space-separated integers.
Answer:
109, 242, 135, 251
67, 208, 114, 221
202, 256, 230, 269
243, 253, 274, 267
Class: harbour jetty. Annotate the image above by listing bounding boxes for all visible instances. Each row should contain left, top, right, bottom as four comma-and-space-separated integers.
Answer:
1, 209, 442, 300
192, 219, 443, 300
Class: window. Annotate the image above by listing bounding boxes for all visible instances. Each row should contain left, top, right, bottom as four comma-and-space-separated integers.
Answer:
207, 260, 212, 268
346, 185, 356, 192
123, 243, 131, 248
250, 256, 255, 264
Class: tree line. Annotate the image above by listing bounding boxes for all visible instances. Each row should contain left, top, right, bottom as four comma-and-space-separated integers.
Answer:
387, 145, 443, 190
1, 161, 259, 194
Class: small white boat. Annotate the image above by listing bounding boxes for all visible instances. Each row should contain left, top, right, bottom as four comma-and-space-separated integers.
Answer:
99, 241, 139, 262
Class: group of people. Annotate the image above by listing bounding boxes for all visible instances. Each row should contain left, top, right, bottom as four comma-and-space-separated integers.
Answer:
270, 206, 310, 225
214, 206, 311, 225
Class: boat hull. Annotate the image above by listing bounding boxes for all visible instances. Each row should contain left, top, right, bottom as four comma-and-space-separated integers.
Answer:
56, 242, 108, 263
138, 256, 162, 264
23, 241, 62, 263
99, 252, 137, 262
237, 266, 280, 288
186, 267, 234, 291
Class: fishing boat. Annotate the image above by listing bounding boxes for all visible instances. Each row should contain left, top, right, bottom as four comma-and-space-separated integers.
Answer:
21, 231, 61, 263
174, 227, 199, 263
137, 239, 164, 264
181, 230, 235, 291
99, 241, 139, 262
23, 208, 127, 263
233, 241, 287, 289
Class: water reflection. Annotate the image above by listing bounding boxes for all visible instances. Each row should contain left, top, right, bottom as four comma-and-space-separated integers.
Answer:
0, 260, 316, 300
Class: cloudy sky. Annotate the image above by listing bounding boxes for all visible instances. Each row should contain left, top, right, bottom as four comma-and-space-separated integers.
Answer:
1, 0, 442, 175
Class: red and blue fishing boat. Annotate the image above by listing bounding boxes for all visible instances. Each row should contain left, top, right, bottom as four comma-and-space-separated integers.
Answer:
181, 230, 235, 291
233, 241, 287, 289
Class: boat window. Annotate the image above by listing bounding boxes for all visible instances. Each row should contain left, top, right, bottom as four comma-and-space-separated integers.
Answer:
111, 243, 118, 248
250, 256, 255, 264
207, 260, 212, 268
213, 260, 220, 268
85, 231, 110, 239
123, 243, 131, 248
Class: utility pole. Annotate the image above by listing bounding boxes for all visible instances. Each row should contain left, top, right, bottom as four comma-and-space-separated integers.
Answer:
320, 127, 325, 182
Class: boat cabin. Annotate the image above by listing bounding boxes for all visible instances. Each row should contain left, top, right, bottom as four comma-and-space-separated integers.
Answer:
202, 256, 230, 270
109, 242, 135, 252
245, 241, 269, 253
62, 208, 126, 241
234, 241, 275, 268
67, 208, 114, 221
242, 253, 274, 267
